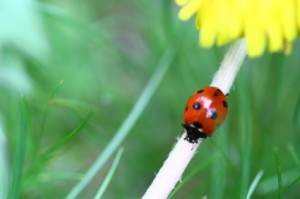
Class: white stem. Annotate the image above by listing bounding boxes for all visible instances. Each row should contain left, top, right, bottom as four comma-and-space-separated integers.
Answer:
142, 39, 247, 199
210, 39, 247, 94
142, 134, 201, 199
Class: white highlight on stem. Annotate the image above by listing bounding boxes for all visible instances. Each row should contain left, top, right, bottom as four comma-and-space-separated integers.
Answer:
142, 39, 247, 199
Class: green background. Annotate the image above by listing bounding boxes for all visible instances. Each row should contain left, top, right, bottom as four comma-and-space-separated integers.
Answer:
2, 0, 300, 198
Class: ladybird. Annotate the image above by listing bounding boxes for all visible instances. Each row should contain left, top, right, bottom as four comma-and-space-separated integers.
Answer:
182, 86, 228, 143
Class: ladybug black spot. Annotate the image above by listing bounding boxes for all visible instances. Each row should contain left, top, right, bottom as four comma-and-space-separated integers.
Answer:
197, 89, 204, 94
210, 111, 218, 119
193, 122, 203, 129
193, 103, 201, 110
223, 100, 228, 108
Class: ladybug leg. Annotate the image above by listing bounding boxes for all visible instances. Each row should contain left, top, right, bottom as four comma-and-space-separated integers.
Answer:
184, 134, 198, 144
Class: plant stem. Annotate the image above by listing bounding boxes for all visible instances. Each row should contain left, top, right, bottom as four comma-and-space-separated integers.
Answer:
142, 39, 247, 199
210, 39, 247, 94
142, 134, 201, 199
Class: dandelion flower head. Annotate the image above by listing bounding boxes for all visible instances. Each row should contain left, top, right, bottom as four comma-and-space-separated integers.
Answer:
176, 0, 300, 57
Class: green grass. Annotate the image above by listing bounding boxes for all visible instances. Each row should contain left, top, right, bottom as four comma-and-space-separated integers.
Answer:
94, 148, 124, 199
246, 170, 264, 199
237, 69, 252, 199
40, 111, 93, 162
2, 0, 300, 198
9, 98, 29, 199
274, 148, 284, 199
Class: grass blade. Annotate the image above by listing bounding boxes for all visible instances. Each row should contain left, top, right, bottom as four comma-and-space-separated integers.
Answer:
284, 175, 300, 192
39, 80, 64, 145
9, 97, 30, 199
292, 93, 300, 127
246, 170, 264, 199
208, 129, 228, 199
47, 98, 92, 113
274, 148, 283, 199
256, 169, 298, 195
94, 148, 124, 199
41, 112, 93, 161
237, 69, 251, 199
287, 145, 300, 171
66, 44, 178, 199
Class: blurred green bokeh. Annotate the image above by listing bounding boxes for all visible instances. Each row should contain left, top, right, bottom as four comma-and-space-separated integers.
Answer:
1, 0, 300, 198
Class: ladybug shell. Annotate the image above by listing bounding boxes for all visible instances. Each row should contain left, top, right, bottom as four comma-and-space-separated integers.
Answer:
183, 86, 228, 137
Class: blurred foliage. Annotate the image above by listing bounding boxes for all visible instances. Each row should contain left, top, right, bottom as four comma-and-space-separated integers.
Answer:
1, 0, 300, 198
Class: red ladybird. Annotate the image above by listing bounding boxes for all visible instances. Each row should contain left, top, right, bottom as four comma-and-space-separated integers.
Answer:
182, 86, 228, 143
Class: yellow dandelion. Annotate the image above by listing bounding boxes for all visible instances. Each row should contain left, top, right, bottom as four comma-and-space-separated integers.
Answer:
176, 0, 300, 57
